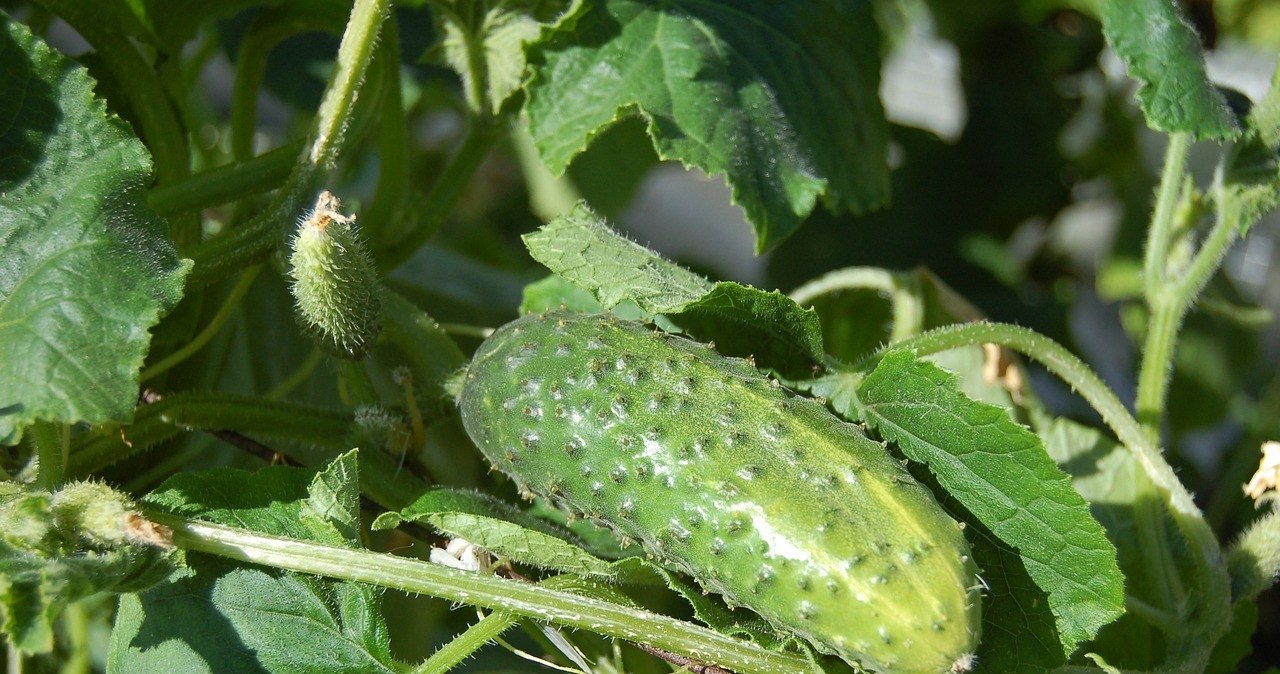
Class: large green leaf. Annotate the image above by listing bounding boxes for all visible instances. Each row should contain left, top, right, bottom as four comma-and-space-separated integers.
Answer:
523, 203, 824, 375
111, 454, 396, 673
858, 351, 1125, 656
525, 0, 888, 251
1100, 0, 1238, 140
0, 15, 190, 444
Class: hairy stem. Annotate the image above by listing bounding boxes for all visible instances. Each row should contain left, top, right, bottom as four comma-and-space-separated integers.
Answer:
1137, 187, 1248, 438
147, 142, 300, 216
69, 393, 353, 478
186, 0, 390, 288
1142, 133, 1191, 299
150, 513, 811, 674
413, 611, 520, 673
309, 0, 390, 171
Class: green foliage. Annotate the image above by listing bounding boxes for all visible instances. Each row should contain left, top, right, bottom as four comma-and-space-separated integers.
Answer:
525, 0, 889, 251
524, 204, 826, 376
0, 15, 190, 444
435, 0, 584, 114
0, 481, 174, 653
3, 0, 1280, 672
110, 453, 398, 673
523, 202, 715, 312
858, 352, 1124, 655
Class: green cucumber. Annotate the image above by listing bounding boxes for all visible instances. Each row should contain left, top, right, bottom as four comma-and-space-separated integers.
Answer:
458, 312, 981, 674
288, 191, 381, 360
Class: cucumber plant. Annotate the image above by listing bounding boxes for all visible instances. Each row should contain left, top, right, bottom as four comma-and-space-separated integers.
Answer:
2, 1, 1280, 674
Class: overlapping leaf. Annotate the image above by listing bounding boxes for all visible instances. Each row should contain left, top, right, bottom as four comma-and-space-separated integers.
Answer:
373, 488, 615, 577
436, 0, 584, 114
523, 204, 824, 375
523, 202, 713, 311
858, 351, 1124, 656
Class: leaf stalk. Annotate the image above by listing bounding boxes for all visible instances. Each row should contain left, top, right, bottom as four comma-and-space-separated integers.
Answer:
149, 513, 812, 674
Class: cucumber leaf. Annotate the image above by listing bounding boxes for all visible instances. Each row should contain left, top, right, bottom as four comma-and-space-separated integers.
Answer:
668, 282, 825, 378
0, 16, 190, 444
522, 202, 713, 312
519, 273, 649, 320
521, 274, 608, 315
1100, 0, 1238, 139
941, 494, 1065, 672
525, 0, 888, 251
858, 351, 1124, 656
111, 454, 396, 673
523, 203, 824, 376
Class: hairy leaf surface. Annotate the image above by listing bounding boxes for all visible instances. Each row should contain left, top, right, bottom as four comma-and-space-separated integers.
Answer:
111, 454, 395, 673
0, 16, 190, 443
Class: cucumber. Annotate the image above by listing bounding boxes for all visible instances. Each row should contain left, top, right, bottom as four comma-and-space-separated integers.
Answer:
458, 312, 981, 674
288, 191, 380, 360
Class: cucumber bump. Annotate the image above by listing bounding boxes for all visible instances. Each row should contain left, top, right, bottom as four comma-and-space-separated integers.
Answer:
459, 312, 982, 674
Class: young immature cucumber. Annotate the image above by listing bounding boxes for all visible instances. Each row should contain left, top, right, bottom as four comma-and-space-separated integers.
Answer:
287, 191, 380, 359
459, 312, 981, 674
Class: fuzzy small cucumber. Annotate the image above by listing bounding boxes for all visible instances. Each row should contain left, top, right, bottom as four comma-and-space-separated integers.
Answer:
288, 191, 380, 359
459, 312, 981, 674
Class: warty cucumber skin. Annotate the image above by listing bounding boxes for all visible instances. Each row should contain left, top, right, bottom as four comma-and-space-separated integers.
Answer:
459, 312, 982, 674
